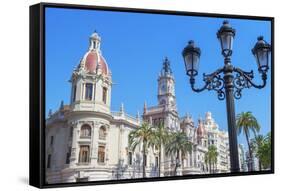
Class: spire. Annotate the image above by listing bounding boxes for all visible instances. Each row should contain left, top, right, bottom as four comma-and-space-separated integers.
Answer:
89, 31, 101, 51
161, 57, 172, 75
60, 100, 64, 110
143, 101, 147, 114
136, 111, 140, 122
48, 109, 52, 117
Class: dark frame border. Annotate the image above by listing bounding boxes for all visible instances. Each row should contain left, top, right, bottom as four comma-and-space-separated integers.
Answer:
29, 2, 274, 189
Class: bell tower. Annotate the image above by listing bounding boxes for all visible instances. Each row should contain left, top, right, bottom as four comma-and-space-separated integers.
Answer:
157, 57, 176, 111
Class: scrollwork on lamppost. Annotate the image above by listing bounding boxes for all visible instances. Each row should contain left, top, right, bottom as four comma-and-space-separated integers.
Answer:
182, 21, 271, 172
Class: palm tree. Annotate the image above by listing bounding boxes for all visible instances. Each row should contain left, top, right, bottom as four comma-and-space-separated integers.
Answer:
205, 145, 218, 173
165, 131, 192, 176
129, 122, 154, 178
254, 132, 271, 170
151, 122, 169, 177
262, 132, 271, 169
204, 152, 211, 173
252, 134, 264, 170
236, 111, 260, 171
210, 145, 218, 173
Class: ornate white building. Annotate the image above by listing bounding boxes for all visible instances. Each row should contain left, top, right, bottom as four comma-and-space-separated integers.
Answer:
46, 32, 243, 183
46, 32, 150, 183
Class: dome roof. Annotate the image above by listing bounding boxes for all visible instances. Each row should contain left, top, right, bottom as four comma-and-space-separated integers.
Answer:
205, 111, 212, 120
197, 119, 206, 138
84, 50, 108, 75
77, 31, 109, 75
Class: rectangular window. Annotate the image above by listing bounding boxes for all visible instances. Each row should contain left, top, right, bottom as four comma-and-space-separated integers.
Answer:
47, 154, 51, 168
72, 85, 76, 102
78, 145, 90, 163
69, 126, 73, 138
102, 87, 107, 104
66, 147, 71, 164
85, 83, 93, 100
128, 152, 133, 165
155, 156, 159, 167
76, 177, 89, 182
144, 154, 147, 167
98, 145, 105, 163
50, 136, 54, 146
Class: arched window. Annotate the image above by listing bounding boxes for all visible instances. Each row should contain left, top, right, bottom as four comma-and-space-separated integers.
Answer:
99, 126, 106, 140
102, 87, 107, 104
80, 124, 91, 137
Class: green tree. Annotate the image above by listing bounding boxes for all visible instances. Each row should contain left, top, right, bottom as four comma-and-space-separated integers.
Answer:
165, 131, 192, 176
262, 132, 271, 169
205, 145, 218, 173
151, 122, 169, 177
253, 132, 271, 170
251, 134, 264, 170
128, 122, 154, 178
236, 111, 260, 171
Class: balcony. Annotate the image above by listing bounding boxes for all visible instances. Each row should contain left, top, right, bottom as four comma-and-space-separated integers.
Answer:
111, 111, 140, 126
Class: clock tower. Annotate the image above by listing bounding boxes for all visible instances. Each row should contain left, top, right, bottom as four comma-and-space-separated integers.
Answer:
157, 57, 176, 111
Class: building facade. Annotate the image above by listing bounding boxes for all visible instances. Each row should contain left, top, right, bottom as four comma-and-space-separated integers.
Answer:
46, 32, 233, 183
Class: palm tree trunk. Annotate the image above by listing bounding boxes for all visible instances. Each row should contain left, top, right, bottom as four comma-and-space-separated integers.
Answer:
142, 142, 146, 178
245, 132, 253, 171
174, 150, 179, 176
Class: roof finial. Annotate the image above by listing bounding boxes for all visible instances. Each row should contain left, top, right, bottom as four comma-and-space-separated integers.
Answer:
136, 111, 140, 122
162, 57, 172, 75
89, 30, 101, 51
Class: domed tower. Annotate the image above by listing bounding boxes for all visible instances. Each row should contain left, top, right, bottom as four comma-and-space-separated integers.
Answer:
196, 118, 207, 147
157, 57, 176, 111
70, 31, 112, 114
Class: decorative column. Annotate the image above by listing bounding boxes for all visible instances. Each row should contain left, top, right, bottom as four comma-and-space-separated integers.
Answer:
70, 122, 78, 167
90, 122, 95, 166
91, 122, 99, 166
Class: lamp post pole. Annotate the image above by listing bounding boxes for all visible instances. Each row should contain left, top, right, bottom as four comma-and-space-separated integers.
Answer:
182, 21, 271, 173
223, 60, 240, 172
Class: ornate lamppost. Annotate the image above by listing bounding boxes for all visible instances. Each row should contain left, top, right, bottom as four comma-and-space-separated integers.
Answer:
182, 20, 271, 172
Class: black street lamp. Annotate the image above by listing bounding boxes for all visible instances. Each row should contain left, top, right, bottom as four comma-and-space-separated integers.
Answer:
182, 20, 271, 172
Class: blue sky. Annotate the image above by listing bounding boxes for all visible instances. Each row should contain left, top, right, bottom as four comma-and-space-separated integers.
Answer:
45, 7, 271, 147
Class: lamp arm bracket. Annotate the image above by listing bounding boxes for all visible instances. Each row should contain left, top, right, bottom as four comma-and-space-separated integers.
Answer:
234, 67, 267, 89
232, 67, 267, 99
190, 67, 225, 100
